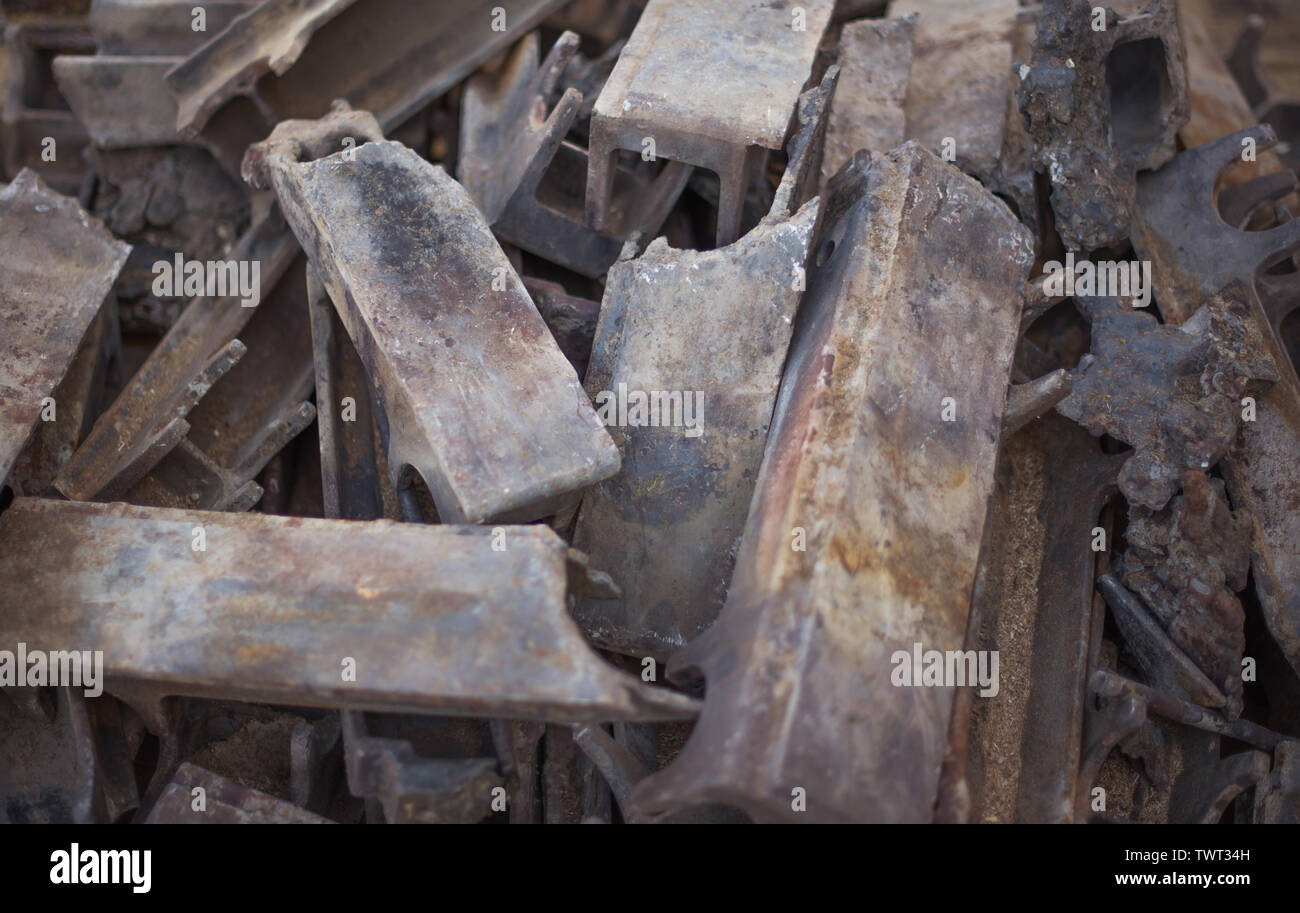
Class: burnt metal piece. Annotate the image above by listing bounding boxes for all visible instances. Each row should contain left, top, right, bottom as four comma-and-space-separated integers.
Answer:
0, 499, 698, 724
165, 0, 568, 175
54, 202, 297, 502
1132, 125, 1300, 680
1017, 0, 1188, 250
53, 0, 248, 152
1002, 366, 1080, 436
122, 438, 263, 511
586, 0, 834, 247
146, 762, 334, 823
244, 106, 619, 523
0, 169, 130, 489
632, 144, 1034, 823
570, 70, 832, 660
1115, 471, 1253, 719
459, 31, 690, 278
1056, 289, 1277, 510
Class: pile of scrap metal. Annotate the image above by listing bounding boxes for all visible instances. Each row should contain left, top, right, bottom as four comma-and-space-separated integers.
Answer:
0, 0, 1297, 825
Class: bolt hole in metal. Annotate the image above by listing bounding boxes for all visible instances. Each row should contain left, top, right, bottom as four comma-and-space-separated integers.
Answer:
1106, 37, 1171, 169
816, 238, 836, 267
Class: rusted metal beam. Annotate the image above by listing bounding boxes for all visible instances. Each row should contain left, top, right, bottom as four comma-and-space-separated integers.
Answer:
164, 0, 568, 175
1091, 670, 1288, 752
6, 304, 118, 498
570, 69, 834, 660
244, 105, 619, 523
1096, 573, 1228, 709
632, 143, 1034, 823
820, 15, 913, 192
55, 1, 253, 149
54, 56, 194, 149
121, 256, 316, 511
0, 499, 698, 725
0, 169, 130, 490
459, 31, 690, 278
54, 202, 298, 502
586, 0, 834, 247
2, 20, 94, 195
893, 0, 1034, 224
91, 1, 255, 55
340, 712, 502, 824
983, 417, 1123, 823
308, 264, 396, 522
